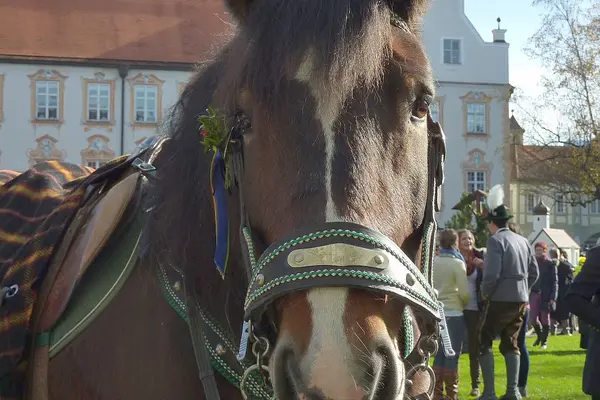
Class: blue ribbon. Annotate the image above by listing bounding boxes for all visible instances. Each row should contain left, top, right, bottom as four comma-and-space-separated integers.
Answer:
210, 149, 230, 278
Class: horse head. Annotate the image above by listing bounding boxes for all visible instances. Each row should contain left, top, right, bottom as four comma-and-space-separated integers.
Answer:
152, 0, 446, 398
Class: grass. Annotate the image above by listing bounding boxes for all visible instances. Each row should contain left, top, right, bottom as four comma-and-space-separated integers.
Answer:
455, 334, 588, 399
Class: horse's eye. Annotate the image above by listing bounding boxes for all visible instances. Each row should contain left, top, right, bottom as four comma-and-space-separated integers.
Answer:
412, 98, 430, 120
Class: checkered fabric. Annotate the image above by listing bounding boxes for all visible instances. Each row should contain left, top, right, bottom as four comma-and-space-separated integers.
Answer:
0, 156, 128, 398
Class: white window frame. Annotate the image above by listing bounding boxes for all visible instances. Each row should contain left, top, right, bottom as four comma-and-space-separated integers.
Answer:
35, 81, 59, 120
590, 198, 600, 214
556, 193, 566, 214
86, 160, 105, 169
134, 85, 158, 123
527, 193, 535, 212
87, 83, 110, 122
430, 101, 440, 123
442, 38, 462, 65
466, 171, 486, 193
466, 102, 486, 134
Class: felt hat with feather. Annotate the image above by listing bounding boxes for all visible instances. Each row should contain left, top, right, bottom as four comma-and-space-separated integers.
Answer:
484, 184, 513, 221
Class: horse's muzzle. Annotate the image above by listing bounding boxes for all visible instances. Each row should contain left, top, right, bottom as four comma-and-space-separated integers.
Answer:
271, 336, 403, 400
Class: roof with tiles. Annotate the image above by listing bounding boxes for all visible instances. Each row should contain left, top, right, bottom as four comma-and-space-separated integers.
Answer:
0, 0, 234, 65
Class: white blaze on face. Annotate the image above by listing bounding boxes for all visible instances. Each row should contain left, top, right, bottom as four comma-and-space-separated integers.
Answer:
295, 52, 343, 223
295, 55, 364, 398
300, 288, 365, 399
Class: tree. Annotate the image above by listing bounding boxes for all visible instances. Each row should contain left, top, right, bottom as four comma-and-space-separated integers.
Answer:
512, 0, 600, 206
445, 192, 490, 248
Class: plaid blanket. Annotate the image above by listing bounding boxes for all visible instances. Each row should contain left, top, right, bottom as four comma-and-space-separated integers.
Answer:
0, 150, 143, 398
0, 161, 92, 397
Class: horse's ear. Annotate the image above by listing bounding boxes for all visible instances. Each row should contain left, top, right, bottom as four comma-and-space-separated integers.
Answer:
388, 0, 430, 26
224, 0, 257, 23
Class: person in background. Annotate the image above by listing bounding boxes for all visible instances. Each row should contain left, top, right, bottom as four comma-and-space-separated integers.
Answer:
477, 185, 538, 400
508, 222, 531, 398
432, 229, 470, 400
565, 237, 600, 400
550, 248, 575, 335
530, 242, 558, 349
457, 229, 485, 397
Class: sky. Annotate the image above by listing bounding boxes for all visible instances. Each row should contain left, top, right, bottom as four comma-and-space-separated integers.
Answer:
464, 0, 546, 108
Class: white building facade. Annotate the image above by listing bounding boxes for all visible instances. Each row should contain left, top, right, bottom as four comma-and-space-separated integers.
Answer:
422, 0, 513, 224
0, 63, 192, 171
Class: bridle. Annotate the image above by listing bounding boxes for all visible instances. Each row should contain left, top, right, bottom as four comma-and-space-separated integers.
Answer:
176, 13, 449, 400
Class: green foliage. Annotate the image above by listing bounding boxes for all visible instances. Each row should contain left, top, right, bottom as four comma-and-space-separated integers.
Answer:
444, 192, 490, 247
575, 255, 586, 276
198, 106, 232, 189
198, 106, 227, 153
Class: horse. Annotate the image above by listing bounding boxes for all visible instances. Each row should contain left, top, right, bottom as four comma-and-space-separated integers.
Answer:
0, 0, 447, 398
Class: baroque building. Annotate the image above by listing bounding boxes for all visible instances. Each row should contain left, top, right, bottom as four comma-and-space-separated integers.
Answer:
422, 0, 513, 224
0, 0, 230, 172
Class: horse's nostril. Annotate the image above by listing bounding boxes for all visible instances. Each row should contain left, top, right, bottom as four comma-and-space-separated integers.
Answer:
272, 346, 306, 399
368, 343, 401, 400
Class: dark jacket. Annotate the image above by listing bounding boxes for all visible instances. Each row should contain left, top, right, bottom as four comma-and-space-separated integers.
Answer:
472, 248, 485, 311
565, 245, 600, 395
531, 256, 558, 311
552, 259, 575, 320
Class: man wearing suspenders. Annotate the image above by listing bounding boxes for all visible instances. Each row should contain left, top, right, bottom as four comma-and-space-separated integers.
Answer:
477, 185, 539, 400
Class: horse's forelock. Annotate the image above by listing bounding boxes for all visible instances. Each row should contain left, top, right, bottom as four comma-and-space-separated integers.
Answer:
239, 0, 398, 112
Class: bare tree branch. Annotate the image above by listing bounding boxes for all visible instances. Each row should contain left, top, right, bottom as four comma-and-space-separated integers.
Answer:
512, 0, 600, 205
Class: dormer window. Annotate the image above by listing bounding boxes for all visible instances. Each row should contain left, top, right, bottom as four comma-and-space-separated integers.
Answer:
443, 39, 461, 65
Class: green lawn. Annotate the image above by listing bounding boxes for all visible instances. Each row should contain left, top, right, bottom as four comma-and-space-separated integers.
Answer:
455, 335, 589, 399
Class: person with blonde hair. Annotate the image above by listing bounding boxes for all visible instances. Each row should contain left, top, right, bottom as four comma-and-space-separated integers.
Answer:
457, 229, 485, 397
432, 228, 470, 400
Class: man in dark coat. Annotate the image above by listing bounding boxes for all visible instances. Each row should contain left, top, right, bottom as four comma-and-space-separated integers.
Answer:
565, 241, 600, 400
550, 249, 575, 335
477, 185, 539, 400
530, 243, 558, 349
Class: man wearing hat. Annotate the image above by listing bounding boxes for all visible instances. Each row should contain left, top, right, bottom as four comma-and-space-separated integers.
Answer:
477, 185, 539, 400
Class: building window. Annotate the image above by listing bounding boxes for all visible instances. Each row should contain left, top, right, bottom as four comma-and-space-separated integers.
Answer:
28, 69, 67, 125
590, 199, 600, 214
36, 81, 59, 120
128, 73, 164, 126
86, 160, 106, 169
527, 193, 536, 212
466, 103, 486, 134
27, 135, 66, 166
556, 193, 566, 214
82, 73, 116, 126
466, 171, 486, 193
430, 101, 439, 122
134, 85, 158, 123
87, 83, 110, 122
81, 135, 116, 167
461, 92, 492, 137
443, 39, 461, 65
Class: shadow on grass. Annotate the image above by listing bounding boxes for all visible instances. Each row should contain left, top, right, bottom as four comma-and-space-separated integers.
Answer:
529, 349, 586, 356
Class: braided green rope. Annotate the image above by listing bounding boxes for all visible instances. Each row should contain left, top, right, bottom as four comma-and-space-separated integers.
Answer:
401, 308, 414, 359
157, 265, 272, 398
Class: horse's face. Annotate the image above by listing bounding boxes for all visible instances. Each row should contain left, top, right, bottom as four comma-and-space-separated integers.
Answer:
224, 0, 435, 398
